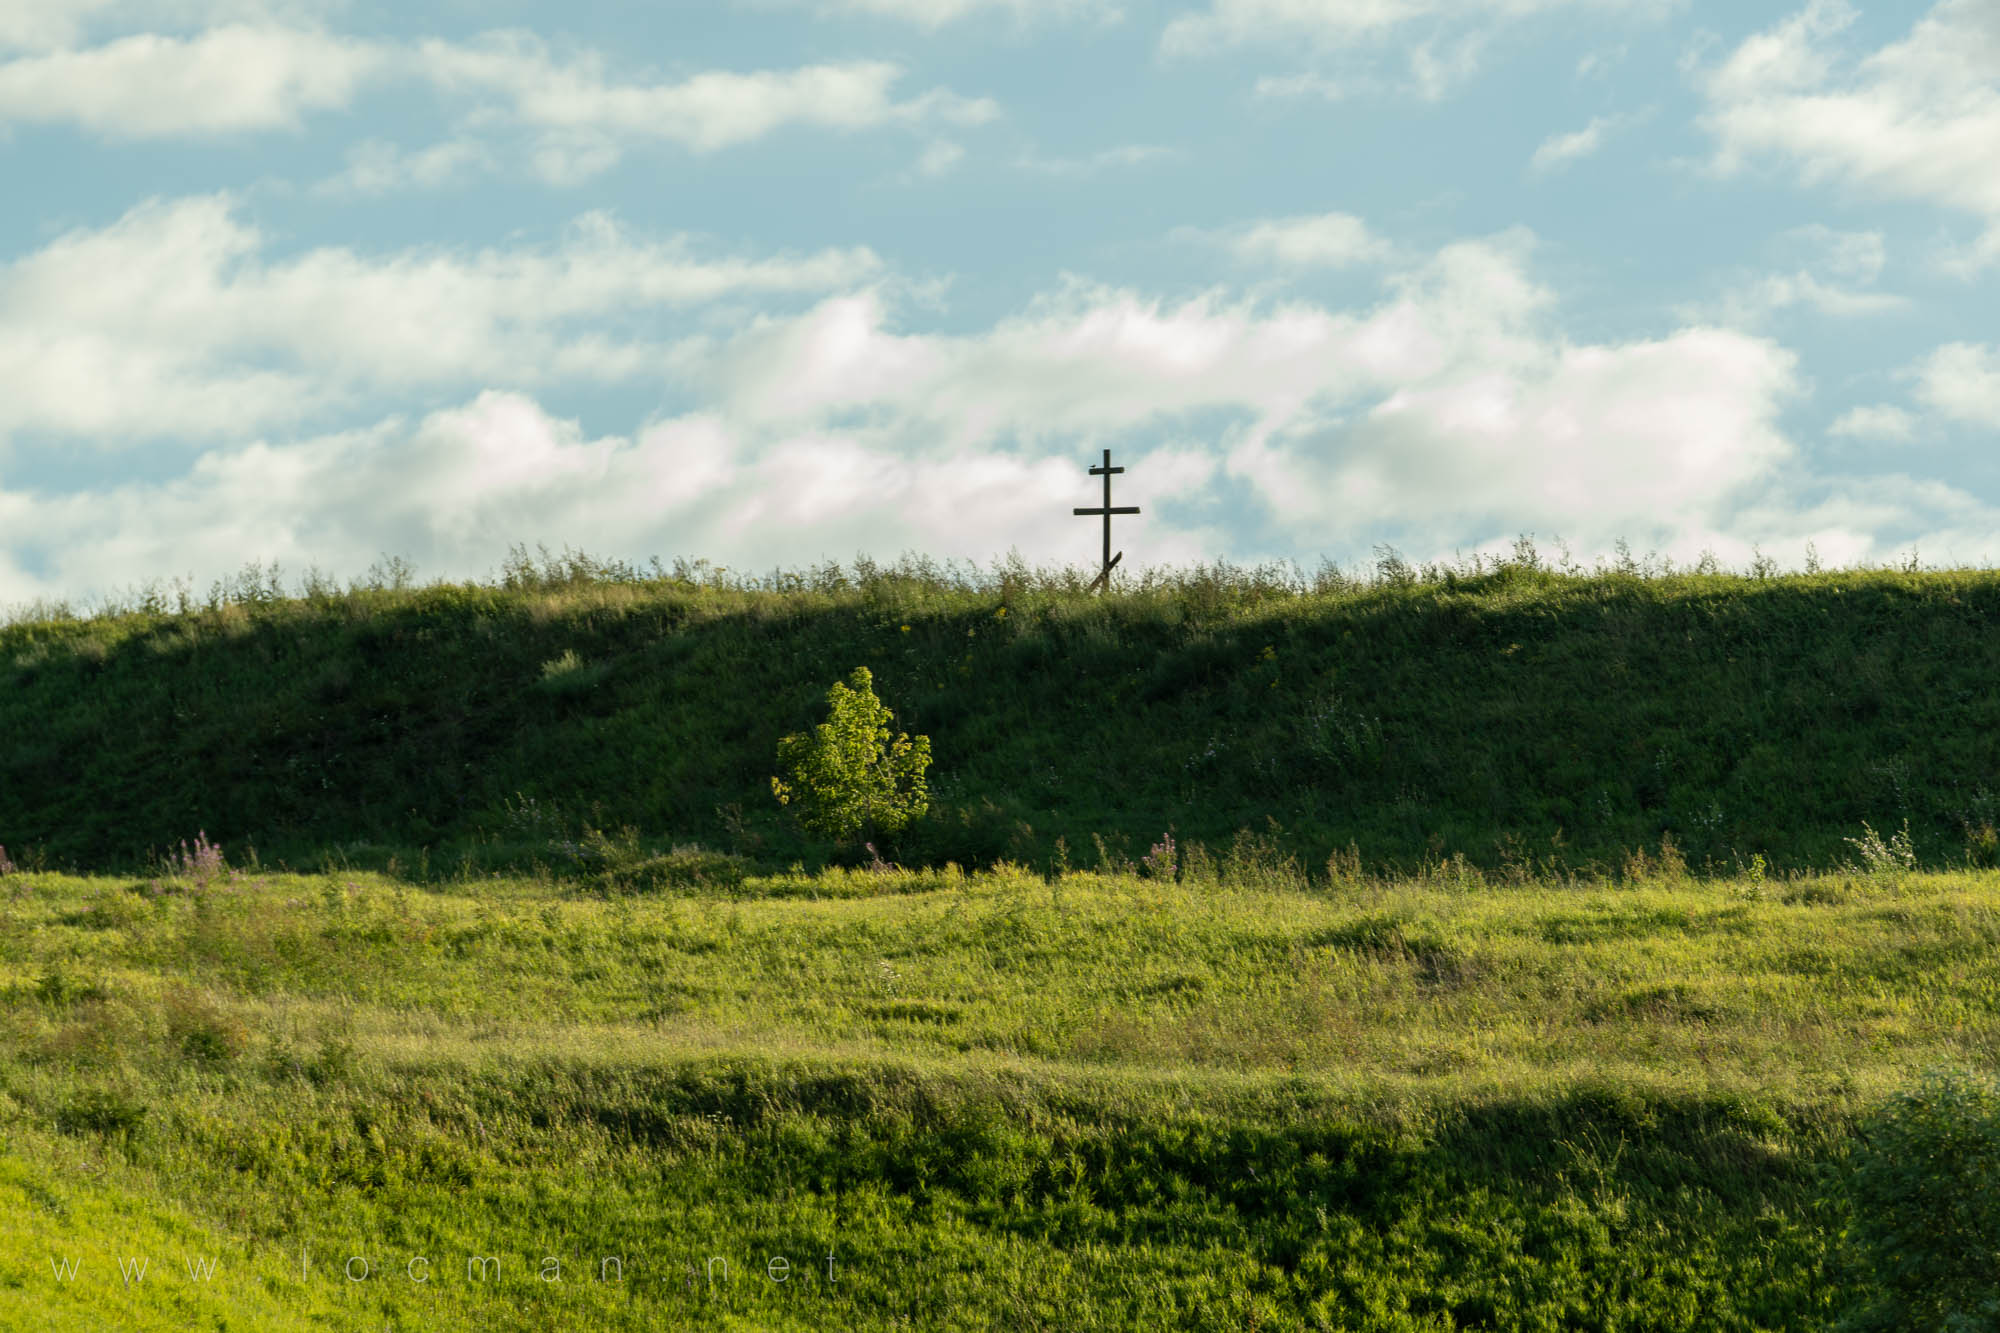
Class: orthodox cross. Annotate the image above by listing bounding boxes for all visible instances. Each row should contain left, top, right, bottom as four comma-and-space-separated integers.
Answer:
1073, 448, 1139, 593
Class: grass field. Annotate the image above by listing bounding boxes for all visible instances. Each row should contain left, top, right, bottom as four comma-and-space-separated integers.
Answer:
4, 854, 1997, 1329
7, 550, 2000, 1328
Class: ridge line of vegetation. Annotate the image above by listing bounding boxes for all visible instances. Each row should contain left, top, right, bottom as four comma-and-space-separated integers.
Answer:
8, 539, 2000, 882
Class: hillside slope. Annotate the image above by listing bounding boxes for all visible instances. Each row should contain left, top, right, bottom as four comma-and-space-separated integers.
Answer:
6, 555, 1999, 877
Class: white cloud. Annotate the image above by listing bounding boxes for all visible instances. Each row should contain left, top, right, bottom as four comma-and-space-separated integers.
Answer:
0, 0, 344, 53
0, 24, 387, 135
1407, 30, 1490, 101
0, 195, 884, 443
793, 0, 1120, 27
1529, 114, 1618, 173
1914, 342, 2000, 426
1251, 71, 1343, 100
315, 137, 494, 195
1257, 325, 1798, 540
1575, 43, 1627, 78
1695, 0, 2000, 271
1014, 143, 1171, 176
1163, 0, 1679, 96
0, 0, 122, 52
1780, 223, 1885, 282
19, 209, 2000, 600
1186, 212, 1394, 268
1829, 404, 1917, 441
671, 221, 1802, 567
915, 139, 966, 176
419, 34, 998, 162
1723, 471, 2000, 571
0, 389, 1227, 610
1675, 271, 1907, 326
0, 20, 998, 172
1672, 223, 1907, 328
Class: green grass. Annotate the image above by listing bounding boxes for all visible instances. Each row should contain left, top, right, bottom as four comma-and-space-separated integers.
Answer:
4, 858, 1996, 1328
8, 546, 2000, 1326
7, 545, 2000, 881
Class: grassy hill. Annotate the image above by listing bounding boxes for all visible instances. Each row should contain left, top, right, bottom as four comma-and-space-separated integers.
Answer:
4, 544, 2000, 881
7, 545, 2000, 1328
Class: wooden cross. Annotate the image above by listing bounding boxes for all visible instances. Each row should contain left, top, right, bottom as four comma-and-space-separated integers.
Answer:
1073, 447, 1139, 593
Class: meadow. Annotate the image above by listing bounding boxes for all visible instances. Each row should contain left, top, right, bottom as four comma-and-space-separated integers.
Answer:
3, 546, 2000, 1328
7, 853, 1997, 1330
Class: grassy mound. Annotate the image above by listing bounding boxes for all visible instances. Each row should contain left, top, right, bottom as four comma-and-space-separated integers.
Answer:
4, 547, 2000, 880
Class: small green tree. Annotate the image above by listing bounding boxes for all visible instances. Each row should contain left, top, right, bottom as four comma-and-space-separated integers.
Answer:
771, 667, 932, 845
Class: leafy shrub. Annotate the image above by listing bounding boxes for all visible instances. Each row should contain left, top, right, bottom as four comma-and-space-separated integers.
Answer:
771, 666, 932, 845
1833, 1068, 2000, 1330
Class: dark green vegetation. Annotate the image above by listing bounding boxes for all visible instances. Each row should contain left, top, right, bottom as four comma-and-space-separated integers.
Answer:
5, 860, 1998, 1329
4, 544, 2000, 881
7, 546, 2000, 1329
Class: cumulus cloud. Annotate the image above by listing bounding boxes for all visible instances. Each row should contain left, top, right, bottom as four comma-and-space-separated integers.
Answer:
0, 0, 123, 52
0, 20, 999, 173
1529, 114, 1618, 173
1829, 404, 1918, 441
1782, 223, 1885, 282
758, 0, 1120, 27
1250, 71, 1344, 100
13, 203, 1993, 609
1014, 143, 1171, 176
1676, 271, 1906, 327
419, 35, 998, 156
1250, 325, 1799, 544
315, 137, 495, 195
1694, 0, 2000, 272
1180, 212, 1394, 269
667, 222, 1807, 569
1672, 224, 1907, 328
0, 0, 343, 54
1914, 342, 2000, 426
0, 195, 884, 443
1723, 471, 2000, 572
0, 390, 1225, 610
914, 139, 966, 176
0, 24, 387, 135
1575, 43, 1627, 78
1163, 0, 1678, 97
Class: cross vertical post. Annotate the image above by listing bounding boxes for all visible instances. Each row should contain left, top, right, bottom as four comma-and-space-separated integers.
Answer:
1073, 448, 1140, 593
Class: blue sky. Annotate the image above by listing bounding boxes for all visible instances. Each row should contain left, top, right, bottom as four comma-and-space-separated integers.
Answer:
3, 0, 1997, 606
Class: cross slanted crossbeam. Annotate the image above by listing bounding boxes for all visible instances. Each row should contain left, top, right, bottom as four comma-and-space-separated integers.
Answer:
1073, 448, 1139, 593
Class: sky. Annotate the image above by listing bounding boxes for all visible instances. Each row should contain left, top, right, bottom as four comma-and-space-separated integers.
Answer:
2, 0, 1997, 607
